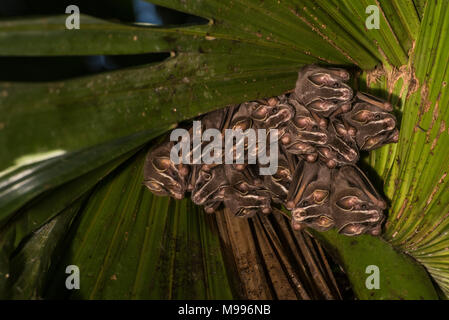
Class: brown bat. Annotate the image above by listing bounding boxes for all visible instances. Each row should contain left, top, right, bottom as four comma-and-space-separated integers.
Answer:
143, 141, 190, 200
281, 98, 327, 162
294, 65, 353, 117
191, 164, 229, 213
262, 146, 296, 204
288, 162, 386, 235
188, 107, 233, 166
316, 115, 359, 168
342, 96, 398, 151
288, 160, 334, 232
143, 65, 399, 238
330, 165, 386, 236
223, 165, 272, 217
249, 94, 295, 132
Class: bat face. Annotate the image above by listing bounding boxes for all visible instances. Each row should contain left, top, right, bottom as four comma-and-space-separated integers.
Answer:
201, 107, 230, 131
191, 165, 228, 206
224, 103, 256, 171
330, 166, 386, 236
281, 99, 328, 159
295, 65, 353, 117
289, 162, 386, 236
229, 102, 254, 132
181, 108, 231, 166
143, 64, 397, 238
317, 117, 359, 168
224, 166, 271, 217
143, 143, 190, 200
289, 161, 334, 231
203, 200, 223, 214
343, 101, 399, 150
263, 149, 293, 204
250, 100, 294, 130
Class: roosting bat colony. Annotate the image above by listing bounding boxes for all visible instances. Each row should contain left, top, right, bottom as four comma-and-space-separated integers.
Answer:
143, 65, 399, 236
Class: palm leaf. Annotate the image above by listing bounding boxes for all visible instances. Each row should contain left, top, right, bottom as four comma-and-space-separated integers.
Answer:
41, 148, 342, 299
0, 0, 447, 299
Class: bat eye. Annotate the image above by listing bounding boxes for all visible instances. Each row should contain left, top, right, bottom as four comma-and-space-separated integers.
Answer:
336, 196, 359, 210
273, 167, 289, 181
332, 82, 340, 88
313, 190, 329, 203
333, 100, 339, 104
312, 125, 319, 131
361, 204, 368, 210
340, 224, 364, 235
202, 171, 212, 181
352, 110, 370, 124
374, 114, 381, 120
317, 216, 334, 228
295, 117, 309, 129
271, 107, 278, 114
235, 182, 249, 194
145, 179, 164, 192
301, 200, 309, 207
153, 157, 171, 172
252, 106, 268, 120
233, 119, 252, 130
308, 73, 328, 86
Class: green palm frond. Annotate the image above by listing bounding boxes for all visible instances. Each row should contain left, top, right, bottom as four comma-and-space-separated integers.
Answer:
1, 0, 448, 299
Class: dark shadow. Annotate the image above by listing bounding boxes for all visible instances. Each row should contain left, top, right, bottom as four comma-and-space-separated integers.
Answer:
0, 0, 206, 82
155, 3, 208, 26
0, 0, 136, 21
315, 64, 404, 126
347, 78, 403, 227
0, 53, 171, 82
362, 87, 404, 126
42, 151, 141, 299
357, 152, 393, 230
353, 86, 403, 211
0, 0, 208, 25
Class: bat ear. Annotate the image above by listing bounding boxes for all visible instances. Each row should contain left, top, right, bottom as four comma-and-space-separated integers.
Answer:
327, 68, 350, 81
293, 116, 310, 129
152, 157, 171, 172
251, 105, 269, 120
285, 159, 306, 208
308, 73, 331, 86
307, 99, 336, 113
340, 166, 386, 209
339, 223, 365, 236
312, 189, 329, 204
143, 179, 165, 193
352, 110, 371, 123
356, 91, 392, 111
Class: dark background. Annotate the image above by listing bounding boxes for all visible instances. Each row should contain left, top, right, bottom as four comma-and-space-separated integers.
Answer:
0, 0, 206, 81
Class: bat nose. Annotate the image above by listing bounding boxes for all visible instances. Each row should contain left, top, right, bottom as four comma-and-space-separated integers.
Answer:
389, 129, 399, 142
385, 118, 396, 130
292, 208, 308, 221
192, 192, 205, 205
340, 87, 353, 100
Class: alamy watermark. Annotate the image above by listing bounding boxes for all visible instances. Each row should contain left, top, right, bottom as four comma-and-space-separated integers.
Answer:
65, 5, 80, 29
65, 265, 80, 290
170, 121, 279, 175
365, 5, 380, 30
365, 265, 380, 289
